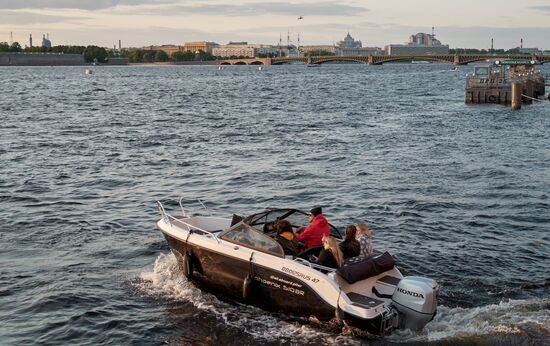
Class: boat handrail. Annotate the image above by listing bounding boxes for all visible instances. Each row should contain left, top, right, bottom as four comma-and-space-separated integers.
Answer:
198, 198, 212, 216
156, 201, 172, 227
157, 201, 220, 243
178, 197, 188, 218
178, 197, 213, 217
173, 217, 221, 244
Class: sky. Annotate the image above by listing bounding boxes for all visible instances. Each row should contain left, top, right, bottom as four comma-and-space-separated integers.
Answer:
1, 0, 549, 49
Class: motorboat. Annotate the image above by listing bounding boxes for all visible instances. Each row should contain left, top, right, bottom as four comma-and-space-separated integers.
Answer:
156, 199, 439, 336
307, 63, 320, 67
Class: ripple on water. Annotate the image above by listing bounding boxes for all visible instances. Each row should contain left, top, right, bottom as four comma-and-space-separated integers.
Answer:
1, 64, 549, 345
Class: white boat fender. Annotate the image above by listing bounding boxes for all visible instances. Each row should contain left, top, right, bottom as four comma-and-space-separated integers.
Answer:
183, 230, 193, 278
183, 251, 193, 278
242, 253, 256, 302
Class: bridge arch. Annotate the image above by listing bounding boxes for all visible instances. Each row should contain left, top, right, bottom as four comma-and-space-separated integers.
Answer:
233, 61, 247, 65
314, 57, 367, 64
373, 56, 453, 65
271, 58, 307, 65
249, 61, 264, 65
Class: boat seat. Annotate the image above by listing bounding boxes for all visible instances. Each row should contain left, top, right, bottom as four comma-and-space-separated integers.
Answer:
377, 275, 401, 286
347, 292, 384, 309
296, 245, 323, 260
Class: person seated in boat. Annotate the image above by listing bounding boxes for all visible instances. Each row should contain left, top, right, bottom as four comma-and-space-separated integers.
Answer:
296, 206, 330, 249
339, 225, 360, 259
311, 235, 343, 269
356, 223, 373, 258
275, 219, 299, 256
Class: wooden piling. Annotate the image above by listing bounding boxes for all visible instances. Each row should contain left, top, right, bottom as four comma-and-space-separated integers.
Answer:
511, 82, 521, 111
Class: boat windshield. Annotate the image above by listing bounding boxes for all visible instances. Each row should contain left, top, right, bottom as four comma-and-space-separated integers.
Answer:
242, 208, 343, 239
220, 222, 285, 257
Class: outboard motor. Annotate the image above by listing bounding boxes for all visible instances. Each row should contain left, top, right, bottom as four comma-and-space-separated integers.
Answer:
391, 276, 439, 331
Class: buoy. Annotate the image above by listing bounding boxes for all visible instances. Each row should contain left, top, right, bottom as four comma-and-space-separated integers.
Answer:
183, 252, 193, 278
85, 69, 92, 75
242, 274, 254, 302
258, 66, 263, 71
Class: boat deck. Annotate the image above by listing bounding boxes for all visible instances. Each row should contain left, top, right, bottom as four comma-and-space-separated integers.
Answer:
347, 292, 384, 308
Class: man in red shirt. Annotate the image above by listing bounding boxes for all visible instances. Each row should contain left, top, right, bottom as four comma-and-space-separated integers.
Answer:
296, 207, 330, 248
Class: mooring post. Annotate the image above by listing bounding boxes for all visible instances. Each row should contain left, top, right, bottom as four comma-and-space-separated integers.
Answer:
511, 81, 522, 111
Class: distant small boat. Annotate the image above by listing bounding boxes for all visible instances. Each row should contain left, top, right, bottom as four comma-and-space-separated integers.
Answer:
85, 69, 93, 75
218, 66, 224, 70
258, 66, 263, 71
307, 64, 320, 67
450, 67, 459, 71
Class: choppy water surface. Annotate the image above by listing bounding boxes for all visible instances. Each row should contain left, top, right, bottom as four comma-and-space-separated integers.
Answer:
1, 64, 549, 345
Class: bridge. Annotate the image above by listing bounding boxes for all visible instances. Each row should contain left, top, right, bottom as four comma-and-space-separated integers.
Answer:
220, 54, 550, 66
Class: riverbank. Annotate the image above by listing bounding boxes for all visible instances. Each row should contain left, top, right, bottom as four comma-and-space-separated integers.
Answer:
0, 53, 129, 66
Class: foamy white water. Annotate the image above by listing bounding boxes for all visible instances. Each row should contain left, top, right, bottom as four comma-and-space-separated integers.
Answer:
137, 253, 550, 345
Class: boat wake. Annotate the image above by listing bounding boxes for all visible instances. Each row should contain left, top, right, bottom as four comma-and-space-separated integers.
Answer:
134, 253, 550, 345
389, 295, 550, 344
133, 253, 358, 345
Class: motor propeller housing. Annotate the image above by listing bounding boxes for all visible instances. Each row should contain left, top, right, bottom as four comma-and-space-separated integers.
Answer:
391, 276, 439, 331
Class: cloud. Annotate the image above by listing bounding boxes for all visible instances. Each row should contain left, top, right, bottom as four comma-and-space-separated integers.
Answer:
130, 2, 368, 17
0, 10, 83, 24
0, 0, 172, 10
530, 5, 550, 14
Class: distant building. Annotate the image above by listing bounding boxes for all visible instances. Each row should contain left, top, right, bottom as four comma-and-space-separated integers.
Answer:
409, 32, 441, 46
341, 47, 384, 56
300, 45, 338, 55
183, 41, 219, 54
543, 50, 550, 56
41, 34, 52, 48
212, 42, 277, 58
145, 45, 182, 56
518, 47, 541, 55
385, 31, 449, 55
333, 32, 383, 56
337, 32, 362, 49
385, 44, 449, 55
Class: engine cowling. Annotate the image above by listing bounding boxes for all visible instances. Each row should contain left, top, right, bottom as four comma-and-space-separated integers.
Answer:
391, 276, 439, 331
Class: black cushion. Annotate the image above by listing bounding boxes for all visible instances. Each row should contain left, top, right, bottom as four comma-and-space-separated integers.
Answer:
337, 252, 395, 284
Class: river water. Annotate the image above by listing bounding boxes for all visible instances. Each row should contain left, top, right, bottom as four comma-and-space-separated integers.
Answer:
1, 64, 549, 345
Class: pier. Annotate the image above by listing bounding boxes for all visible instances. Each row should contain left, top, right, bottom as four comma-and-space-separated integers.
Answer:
464, 60, 546, 109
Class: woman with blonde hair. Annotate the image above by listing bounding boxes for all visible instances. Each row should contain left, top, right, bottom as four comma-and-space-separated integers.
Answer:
356, 223, 373, 258
313, 235, 344, 268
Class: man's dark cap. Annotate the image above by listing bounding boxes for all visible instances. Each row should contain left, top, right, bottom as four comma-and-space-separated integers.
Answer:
310, 206, 322, 216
